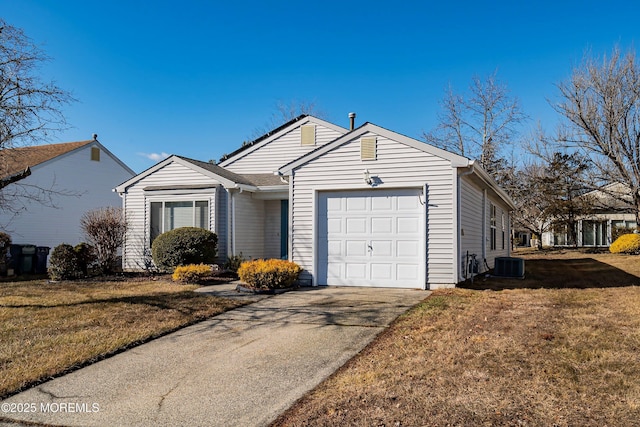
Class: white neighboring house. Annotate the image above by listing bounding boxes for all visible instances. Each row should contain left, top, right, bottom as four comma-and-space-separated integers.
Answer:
0, 137, 135, 250
542, 182, 638, 247
116, 115, 515, 289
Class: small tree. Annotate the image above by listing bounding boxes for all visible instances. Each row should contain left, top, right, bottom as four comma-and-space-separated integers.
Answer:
80, 207, 127, 274
423, 71, 527, 182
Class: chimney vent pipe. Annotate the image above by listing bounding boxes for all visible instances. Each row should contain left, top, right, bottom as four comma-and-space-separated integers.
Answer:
348, 112, 356, 130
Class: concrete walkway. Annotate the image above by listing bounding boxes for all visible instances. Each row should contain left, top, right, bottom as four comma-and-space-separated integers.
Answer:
0, 285, 428, 427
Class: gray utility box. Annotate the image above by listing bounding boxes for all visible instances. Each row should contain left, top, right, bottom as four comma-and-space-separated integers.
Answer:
493, 257, 525, 279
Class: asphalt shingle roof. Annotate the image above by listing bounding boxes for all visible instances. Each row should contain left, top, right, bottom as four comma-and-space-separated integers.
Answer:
0, 140, 93, 179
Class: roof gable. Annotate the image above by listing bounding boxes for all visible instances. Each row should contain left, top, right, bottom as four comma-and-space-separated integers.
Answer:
278, 122, 471, 175
218, 115, 349, 167
0, 140, 93, 179
115, 155, 287, 193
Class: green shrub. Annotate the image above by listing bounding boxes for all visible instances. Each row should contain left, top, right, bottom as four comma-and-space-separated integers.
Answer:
0, 232, 11, 264
224, 252, 245, 273
610, 233, 640, 254
48, 243, 81, 280
238, 259, 302, 290
172, 264, 214, 284
151, 227, 218, 271
74, 243, 97, 276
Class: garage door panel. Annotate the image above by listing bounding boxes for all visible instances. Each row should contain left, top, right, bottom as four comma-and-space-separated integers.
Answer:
346, 240, 367, 256
346, 197, 367, 211
371, 263, 392, 279
318, 188, 425, 288
397, 240, 419, 257
371, 196, 393, 211
371, 240, 392, 257
398, 194, 420, 210
397, 264, 419, 280
371, 217, 393, 233
327, 240, 342, 256
327, 218, 342, 233
397, 217, 420, 233
346, 218, 367, 233
345, 263, 367, 279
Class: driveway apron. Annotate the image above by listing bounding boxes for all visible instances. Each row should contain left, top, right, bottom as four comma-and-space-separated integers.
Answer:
0, 286, 428, 427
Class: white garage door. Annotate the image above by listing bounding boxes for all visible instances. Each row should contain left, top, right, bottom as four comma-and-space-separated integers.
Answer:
317, 188, 425, 288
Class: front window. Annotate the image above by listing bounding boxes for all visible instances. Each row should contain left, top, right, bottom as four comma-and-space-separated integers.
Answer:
150, 200, 209, 244
490, 203, 497, 250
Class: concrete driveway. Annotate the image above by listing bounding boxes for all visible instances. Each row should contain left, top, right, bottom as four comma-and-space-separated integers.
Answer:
0, 285, 428, 427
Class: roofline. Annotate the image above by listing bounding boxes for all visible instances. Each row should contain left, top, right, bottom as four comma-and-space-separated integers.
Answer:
24, 140, 136, 177
465, 161, 516, 210
278, 122, 470, 175
115, 155, 259, 194
219, 115, 349, 167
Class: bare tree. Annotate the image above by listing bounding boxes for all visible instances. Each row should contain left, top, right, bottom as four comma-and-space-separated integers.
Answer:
0, 19, 75, 215
509, 153, 595, 248
424, 71, 527, 181
554, 46, 640, 223
80, 207, 128, 274
247, 99, 325, 141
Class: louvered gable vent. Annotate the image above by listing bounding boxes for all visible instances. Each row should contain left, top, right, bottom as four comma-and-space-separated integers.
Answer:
301, 125, 316, 146
360, 137, 376, 160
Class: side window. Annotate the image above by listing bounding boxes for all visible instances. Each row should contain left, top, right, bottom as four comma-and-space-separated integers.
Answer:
490, 203, 497, 251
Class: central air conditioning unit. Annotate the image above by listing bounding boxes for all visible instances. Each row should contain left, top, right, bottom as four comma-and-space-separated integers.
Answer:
493, 257, 525, 279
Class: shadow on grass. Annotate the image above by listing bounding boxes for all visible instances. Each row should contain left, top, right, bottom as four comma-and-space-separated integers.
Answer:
460, 258, 640, 291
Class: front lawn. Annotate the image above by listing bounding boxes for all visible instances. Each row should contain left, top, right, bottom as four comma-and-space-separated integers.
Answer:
0, 278, 244, 399
273, 250, 640, 426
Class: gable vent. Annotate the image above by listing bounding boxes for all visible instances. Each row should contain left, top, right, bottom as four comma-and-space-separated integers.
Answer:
91, 147, 101, 162
301, 125, 316, 146
360, 137, 376, 160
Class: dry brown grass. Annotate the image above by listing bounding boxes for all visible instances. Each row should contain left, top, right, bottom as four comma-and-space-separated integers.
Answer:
273, 250, 640, 426
0, 278, 244, 399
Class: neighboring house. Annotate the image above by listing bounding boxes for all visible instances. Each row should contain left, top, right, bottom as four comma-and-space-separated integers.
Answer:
0, 137, 136, 250
116, 115, 515, 289
542, 183, 637, 247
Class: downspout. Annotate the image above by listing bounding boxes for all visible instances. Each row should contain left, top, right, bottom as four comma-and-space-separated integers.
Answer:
457, 162, 475, 282
230, 189, 236, 256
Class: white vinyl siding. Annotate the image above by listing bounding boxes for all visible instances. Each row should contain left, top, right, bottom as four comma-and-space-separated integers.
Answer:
459, 177, 484, 277
484, 195, 510, 267
222, 124, 344, 174
231, 191, 265, 260
290, 131, 457, 288
0, 144, 133, 250
121, 161, 222, 270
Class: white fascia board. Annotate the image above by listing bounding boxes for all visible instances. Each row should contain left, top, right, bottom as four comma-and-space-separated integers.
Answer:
279, 122, 471, 175
466, 161, 516, 210
115, 155, 178, 193
114, 155, 254, 194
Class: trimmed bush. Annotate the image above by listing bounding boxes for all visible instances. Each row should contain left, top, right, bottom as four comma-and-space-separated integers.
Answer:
48, 243, 81, 280
0, 232, 11, 262
151, 227, 218, 271
172, 264, 214, 284
610, 233, 640, 254
238, 259, 302, 290
74, 243, 97, 276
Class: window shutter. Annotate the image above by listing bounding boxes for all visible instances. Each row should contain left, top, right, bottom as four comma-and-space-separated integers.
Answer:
301, 125, 316, 146
361, 137, 376, 160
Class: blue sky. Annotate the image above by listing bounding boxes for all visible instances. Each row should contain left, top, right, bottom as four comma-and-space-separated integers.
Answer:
2, 0, 639, 172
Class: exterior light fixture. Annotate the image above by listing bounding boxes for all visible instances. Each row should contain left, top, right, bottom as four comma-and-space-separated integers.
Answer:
363, 169, 373, 185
